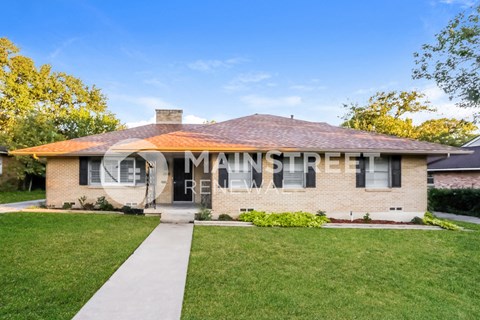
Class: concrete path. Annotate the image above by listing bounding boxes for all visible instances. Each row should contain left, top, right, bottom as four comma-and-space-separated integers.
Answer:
434, 212, 480, 224
0, 199, 45, 213
73, 223, 194, 320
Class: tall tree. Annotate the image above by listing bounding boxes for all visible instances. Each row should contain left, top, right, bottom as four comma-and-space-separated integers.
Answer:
341, 91, 477, 147
0, 37, 125, 183
413, 5, 480, 110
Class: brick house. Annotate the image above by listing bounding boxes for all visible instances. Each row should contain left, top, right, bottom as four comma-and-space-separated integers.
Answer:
427, 136, 480, 189
12, 109, 468, 221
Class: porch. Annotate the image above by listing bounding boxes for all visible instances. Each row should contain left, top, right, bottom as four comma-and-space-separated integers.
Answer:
144, 204, 200, 223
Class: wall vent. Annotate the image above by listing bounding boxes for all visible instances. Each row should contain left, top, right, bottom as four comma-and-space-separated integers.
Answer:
239, 208, 254, 212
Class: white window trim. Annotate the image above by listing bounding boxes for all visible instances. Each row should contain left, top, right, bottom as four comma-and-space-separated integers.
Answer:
89, 157, 145, 186
365, 156, 391, 189
227, 156, 253, 189
283, 155, 305, 189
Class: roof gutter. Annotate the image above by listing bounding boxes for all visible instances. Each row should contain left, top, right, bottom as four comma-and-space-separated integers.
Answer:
428, 168, 480, 172
9, 148, 473, 157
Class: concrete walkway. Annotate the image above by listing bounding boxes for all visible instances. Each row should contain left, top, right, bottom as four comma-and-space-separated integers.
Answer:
434, 212, 480, 224
73, 223, 194, 320
0, 199, 45, 213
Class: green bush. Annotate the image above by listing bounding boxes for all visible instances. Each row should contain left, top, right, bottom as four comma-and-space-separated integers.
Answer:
121, 206, 144, 215
239, 210, 330, 228
238, 210, 266, 222
95, 196, 114, 211
410, 216, 425, 225
428, 188, 480, 217
423, 212, 460, 231
363, 213, 371, 223
195, 207, 212, 221
62, 202, 73, 210
218, 214, 233, 221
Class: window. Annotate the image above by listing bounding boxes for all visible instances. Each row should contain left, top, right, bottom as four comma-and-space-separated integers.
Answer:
365, 157, 390, 188
89, 158, 146, 186
427, 173, 434, 186
0, 157, 3, 175
283, 155, 304, 188
228, 155, 252, 188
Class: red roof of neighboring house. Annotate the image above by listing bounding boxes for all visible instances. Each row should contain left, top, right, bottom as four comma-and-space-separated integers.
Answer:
10, 114, 469, 156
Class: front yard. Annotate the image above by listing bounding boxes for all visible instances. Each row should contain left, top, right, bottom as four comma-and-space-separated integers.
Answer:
182, 224, 480, 320
0, 190, 46, 204
0, 212, 158, 319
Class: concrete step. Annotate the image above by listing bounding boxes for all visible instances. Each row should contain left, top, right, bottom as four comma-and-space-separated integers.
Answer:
161, 212, 195, 224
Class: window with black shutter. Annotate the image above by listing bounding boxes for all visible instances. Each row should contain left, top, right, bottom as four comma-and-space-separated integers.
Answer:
356, 156, 366, 188
272, 154, 283, 188
305, 156, 316, 188
79, 157, 89, 185
251, 153, 262, 188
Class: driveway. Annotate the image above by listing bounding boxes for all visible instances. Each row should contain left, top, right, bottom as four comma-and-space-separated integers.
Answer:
0, 199, 45, 213
434, 212, 480, 224
73, 223, 194, 320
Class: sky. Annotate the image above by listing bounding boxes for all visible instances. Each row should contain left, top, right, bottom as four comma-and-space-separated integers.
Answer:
1, 0, 478, 127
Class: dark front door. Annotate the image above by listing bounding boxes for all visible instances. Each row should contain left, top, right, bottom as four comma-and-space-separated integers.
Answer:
173, 158, 193, 202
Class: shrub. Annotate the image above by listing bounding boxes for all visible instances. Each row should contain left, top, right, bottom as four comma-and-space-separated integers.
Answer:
363, 213, 371, 223
428, 188, 480, 217
95, 196, 114, 211
121, 206, 144, 215
316, 210, 326, 217
78, 196, 95, 210
238, 210, 266, 222
218, 214, 233, 221
239, 210, 330, 228
62, 202, 73, 210
410, 216, 425, 225
195, 207, 212, 221
423, 211, 460, 231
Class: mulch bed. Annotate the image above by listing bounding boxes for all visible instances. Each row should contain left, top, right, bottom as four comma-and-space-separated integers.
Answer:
329, 218, 415, 225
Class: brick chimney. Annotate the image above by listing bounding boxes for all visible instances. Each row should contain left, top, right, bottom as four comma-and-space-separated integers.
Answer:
155, 109, 183, 124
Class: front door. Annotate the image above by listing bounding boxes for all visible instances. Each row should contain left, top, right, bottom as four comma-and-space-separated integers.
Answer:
173, 158, 193, 202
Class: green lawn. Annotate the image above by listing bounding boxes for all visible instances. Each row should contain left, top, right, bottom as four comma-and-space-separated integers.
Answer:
0, 190, 46, 204
182, 224, 480, 320
0, 212, 159, 320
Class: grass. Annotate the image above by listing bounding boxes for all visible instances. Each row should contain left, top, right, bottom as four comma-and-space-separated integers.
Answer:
0, 212, 159, 320
0, 190, 46, 204
182, 224, 480, 320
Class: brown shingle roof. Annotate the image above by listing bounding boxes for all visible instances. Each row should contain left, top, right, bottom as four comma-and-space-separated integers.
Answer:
11, 114, 469, 156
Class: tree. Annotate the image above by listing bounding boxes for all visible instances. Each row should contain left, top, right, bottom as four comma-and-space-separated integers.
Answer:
0, 37, 125, 185
341, 91, 477, 146
413, 5, 480, 110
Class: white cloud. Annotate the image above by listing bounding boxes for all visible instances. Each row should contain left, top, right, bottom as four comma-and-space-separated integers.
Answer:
126, 116, 155, 128
184, 114, 207, 124
109, 94, 171, 109
354, 81, 398, 95
49, 37, 79, 59
187, 57, 247, 72
143, 78, 168, 88
438, 0, 476, 7
241, 95, 303, 108
224, 72, 272, 91
289, 84, 327, 92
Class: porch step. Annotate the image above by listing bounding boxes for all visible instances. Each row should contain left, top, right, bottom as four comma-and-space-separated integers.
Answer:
144, 204, 199, 224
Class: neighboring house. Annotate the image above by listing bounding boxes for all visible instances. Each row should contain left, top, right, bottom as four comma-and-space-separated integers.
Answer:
427, 136, 480, 189
0, 146, 17, 191
12, 109, 468, 221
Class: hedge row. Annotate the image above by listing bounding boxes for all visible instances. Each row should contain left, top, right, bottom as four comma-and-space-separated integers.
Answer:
428, 188, 480, 218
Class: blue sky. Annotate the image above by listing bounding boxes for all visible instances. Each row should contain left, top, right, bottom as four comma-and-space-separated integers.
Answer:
1, 0, 478, 126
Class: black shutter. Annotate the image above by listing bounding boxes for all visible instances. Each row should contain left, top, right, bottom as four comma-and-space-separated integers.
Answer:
218, 155, 229, 188
273, 154, 283, 188
356, 156, 366, 188
305, 156, 316, 188
391, 155, 402, 188
79, 157, 89, 185
251, 153, 262, 188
